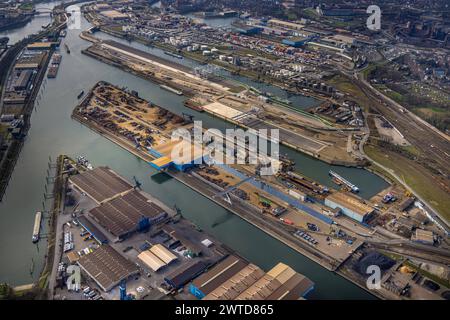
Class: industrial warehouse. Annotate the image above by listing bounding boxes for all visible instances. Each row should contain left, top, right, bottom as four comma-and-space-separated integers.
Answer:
69, 166, 133, 204
189, 255, 314, 300
54, 159, 314, 300
69, 167, 167, 240
324, 192, 375, 223
77, 244, 139, 292
89, 190, 168, 239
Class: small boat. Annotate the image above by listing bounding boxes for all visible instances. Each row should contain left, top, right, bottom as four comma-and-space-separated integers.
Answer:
77, 90, 84, 99
64, 43, 70, 54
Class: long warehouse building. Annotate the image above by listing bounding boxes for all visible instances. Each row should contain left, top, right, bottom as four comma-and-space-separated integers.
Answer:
189, 255, 314, 300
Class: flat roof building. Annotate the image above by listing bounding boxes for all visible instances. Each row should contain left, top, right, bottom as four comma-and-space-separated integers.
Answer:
77, 244, 139, 292
164, 261, 209, 289
411, 229, 434, 245
268, 19, 305, 31
325, 192, 374, 223
13, 70, 32, 91
27, 42, 54, 50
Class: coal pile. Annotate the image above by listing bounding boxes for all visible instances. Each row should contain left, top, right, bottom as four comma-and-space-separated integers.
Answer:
353, 251, 396, 276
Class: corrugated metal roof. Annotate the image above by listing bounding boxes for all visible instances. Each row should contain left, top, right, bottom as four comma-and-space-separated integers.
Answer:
138, 250, 166, 271
267, 273, 314, 300
191, 255, 248, 295
150, 244, 177, 264
165, 261, 209, 289
235, 274, 282, 300
204, 264, 264, 300
326, 192, 373, 217
266, 262, 296, 284
77, 245, 138, 291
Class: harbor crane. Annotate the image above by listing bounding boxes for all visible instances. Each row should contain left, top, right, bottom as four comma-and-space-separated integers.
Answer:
133, 176, 142, 190
213, 175, 254, 205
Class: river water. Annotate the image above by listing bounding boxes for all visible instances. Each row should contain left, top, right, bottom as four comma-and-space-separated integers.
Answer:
0, 2, 60, 45
0, 4, 386, 299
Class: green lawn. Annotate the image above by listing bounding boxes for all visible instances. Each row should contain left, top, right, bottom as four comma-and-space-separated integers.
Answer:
365, 144, 450, 222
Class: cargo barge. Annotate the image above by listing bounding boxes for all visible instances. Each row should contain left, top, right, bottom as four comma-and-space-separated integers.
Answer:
47, 53, 62, 78
283, 171, 329, 195
164, 51, 183, 59
329, 170, 359, 193
32, 211, 42, 243
184, 100, 204, 112
160, 84, 183, 95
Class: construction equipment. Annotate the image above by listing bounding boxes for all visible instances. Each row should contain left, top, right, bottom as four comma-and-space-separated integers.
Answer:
258, 194, 272, 208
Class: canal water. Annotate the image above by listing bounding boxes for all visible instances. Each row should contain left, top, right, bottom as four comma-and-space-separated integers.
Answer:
0, 6, 384, 299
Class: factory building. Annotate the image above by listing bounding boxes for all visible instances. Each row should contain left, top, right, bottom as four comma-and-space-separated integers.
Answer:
189, 255, 248, 299
411, 229, 434, 245
325, 192, 374, 223
235, 25, 262, 36
282, 35, 317, 47
268, 19, 305, 31
77, 215, 109, 244
13, 70, 32, 91
69, 167, 167, 240
190, 257, 314, 300
14, 51, 46, 70
77, 244, 139, 292
26, 42, 54, 50
164, 261, 209, 289
89, 190, 168, 240
69, 166, 134, 204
